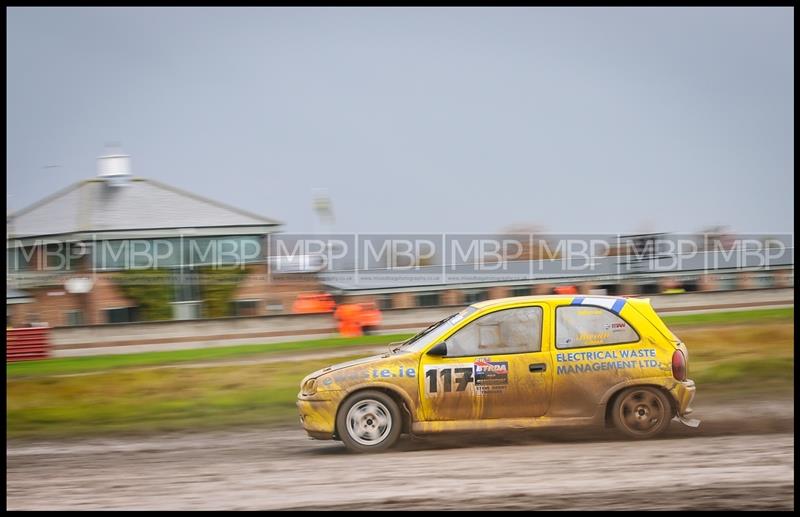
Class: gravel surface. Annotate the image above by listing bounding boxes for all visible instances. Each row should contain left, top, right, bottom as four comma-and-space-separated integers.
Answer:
6, 400, 794, 510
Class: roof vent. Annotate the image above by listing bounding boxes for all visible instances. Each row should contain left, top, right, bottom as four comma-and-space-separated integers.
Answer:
97, 144, 132, 187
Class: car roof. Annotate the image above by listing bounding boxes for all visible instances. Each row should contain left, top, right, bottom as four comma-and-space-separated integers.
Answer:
470, 294, 634, 310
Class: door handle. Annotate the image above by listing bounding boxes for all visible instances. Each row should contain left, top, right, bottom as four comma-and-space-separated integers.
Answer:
529, 363, 547, 373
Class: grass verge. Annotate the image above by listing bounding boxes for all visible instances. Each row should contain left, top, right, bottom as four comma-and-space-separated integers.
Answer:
661, 307, 793, 327
6, 333, 413, 379
7, 355, 364, 439
672, 321, 794, 397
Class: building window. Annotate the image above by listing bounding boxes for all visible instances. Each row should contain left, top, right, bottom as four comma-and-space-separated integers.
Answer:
173, 270, 202, 302
510, 286, 532, 297
93, 240, 127, 270
463, 289, 489, 304
171, 302, 202, 320
44, 242, 85, 271
415, 292, 441, 307
92, 235, 264, 271
25, 312, 47, 327
64, 310, 84, 326
376, 295, 394, 311
7, 247, 36, 271
266, 299, 284, 313
715, 274, 739, 291
105, 307, 138, 324
679, 277, 700, 292
751, 274, 775, 289
231, 300, 259, 317
638, 283, 660, 295
599, 284, 620, 296
187, 236, 263, 266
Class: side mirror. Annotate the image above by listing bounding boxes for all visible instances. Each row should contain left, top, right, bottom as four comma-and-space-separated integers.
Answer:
427, 341, 447, 357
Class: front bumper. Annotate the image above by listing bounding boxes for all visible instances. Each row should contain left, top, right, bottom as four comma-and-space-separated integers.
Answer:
669, 379, 696, 417
296, 393, 340, 439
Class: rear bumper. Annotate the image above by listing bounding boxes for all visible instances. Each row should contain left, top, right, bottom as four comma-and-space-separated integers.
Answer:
669, 379, 696, 417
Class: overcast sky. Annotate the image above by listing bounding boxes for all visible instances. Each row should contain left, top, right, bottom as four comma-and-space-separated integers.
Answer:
6, 7, 794, 234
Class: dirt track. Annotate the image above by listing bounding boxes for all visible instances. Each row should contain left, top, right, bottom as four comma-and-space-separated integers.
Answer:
6, 399, 794, 510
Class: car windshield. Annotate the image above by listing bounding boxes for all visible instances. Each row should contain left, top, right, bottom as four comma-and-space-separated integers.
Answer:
393, 306, 478, 353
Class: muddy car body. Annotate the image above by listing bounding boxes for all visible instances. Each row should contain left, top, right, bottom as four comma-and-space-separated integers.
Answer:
297, 295, 697, 452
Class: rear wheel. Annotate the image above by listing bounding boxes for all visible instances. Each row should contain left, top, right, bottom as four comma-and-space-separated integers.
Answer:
337, 390, 402, 453
611, 387, 672, 439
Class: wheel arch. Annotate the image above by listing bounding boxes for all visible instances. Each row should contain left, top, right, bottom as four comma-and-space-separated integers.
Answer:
602, 382, 678, 427
336, 383, 415, 435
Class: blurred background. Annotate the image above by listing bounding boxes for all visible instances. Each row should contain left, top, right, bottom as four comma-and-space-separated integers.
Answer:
6, 6, 794, 511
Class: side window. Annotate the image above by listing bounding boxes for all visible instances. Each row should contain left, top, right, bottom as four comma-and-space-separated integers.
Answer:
446, 307, 542, 357
556, 305, 639, 348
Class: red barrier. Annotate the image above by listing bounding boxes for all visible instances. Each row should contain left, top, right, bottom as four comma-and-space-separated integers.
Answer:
6, 327, 51, 362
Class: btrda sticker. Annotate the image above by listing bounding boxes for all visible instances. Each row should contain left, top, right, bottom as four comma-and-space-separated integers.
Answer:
474, 358, 509, 394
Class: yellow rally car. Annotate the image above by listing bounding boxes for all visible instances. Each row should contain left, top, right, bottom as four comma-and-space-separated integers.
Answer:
297, 295, 698, 453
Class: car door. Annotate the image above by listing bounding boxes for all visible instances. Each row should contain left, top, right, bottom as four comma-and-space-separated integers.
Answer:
419, 304, 553, 421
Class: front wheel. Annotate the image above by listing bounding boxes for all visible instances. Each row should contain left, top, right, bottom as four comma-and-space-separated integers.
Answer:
336, 390, 402, 453
611, 386, 673, 439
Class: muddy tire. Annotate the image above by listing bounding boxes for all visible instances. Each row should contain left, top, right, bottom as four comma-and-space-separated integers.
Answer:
337, 390, 402, 453
611, 386, 672, 439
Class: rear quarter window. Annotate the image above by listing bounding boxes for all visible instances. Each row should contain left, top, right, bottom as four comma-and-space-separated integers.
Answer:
556, 305, 639, 349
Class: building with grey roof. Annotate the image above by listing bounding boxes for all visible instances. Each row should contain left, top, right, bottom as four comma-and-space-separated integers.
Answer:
6, 152, 301, 327
8, 176, 280, 242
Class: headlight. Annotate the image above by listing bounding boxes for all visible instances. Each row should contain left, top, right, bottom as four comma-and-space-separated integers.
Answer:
301, 378, 317, 396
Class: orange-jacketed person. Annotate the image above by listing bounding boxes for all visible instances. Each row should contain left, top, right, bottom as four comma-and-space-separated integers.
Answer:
292, 293, 336, 314
334, 303, 363, 337
553, 285, 578, 295
359, 302, 382, 335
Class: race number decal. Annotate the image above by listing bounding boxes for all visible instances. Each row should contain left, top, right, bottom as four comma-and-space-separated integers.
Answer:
424, 364, 473, 397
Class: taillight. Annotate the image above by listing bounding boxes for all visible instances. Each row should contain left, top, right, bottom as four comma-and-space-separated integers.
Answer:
672, 350, 687, 381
